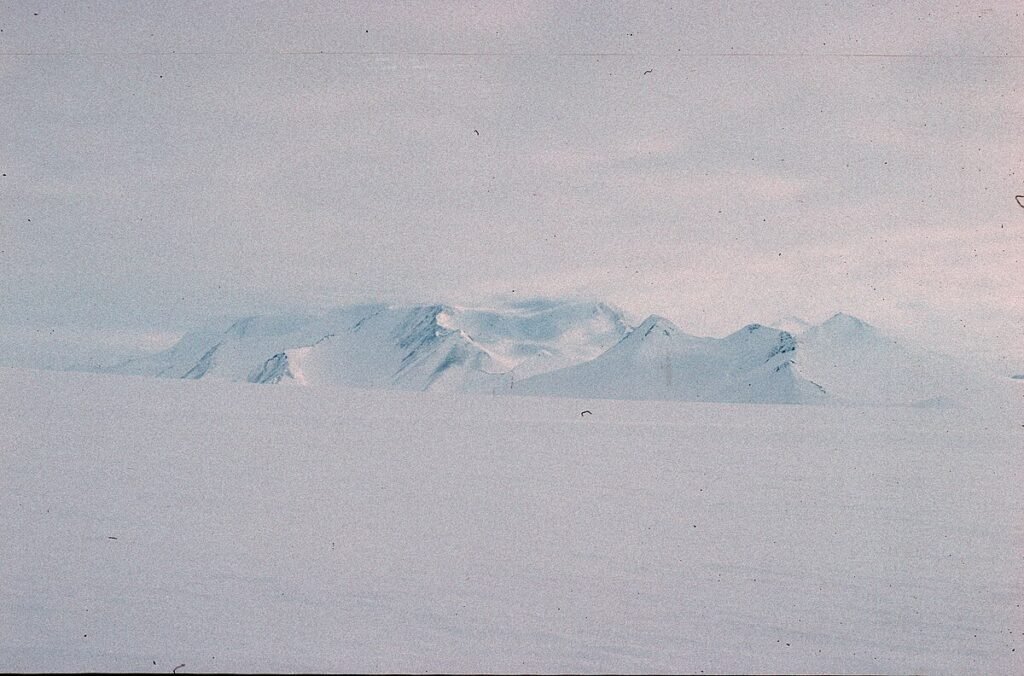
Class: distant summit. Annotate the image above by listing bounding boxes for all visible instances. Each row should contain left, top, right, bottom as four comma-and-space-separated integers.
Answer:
634, 315, 681, 339
815, 311, 876, 335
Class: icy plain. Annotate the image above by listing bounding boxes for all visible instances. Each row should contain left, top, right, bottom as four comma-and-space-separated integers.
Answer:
1, 367, 1021, 673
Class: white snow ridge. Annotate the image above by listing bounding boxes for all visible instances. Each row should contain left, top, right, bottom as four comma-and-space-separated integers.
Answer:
516, 316, 827, 404
105, 300, 1007, 408
108, 299, 633, 392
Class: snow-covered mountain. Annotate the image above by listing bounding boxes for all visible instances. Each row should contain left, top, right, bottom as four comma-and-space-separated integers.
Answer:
513, 310, 993, 406
514, 316, 828, 404
104, 301, 996, 407
782, 312, 988, 406
107, 299, 632, 392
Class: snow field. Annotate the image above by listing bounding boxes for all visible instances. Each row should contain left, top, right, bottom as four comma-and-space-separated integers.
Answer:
1, 368, 1021, 672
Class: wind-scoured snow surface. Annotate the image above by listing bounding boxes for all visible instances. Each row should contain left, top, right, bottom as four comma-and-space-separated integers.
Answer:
2, 368, 1022, 673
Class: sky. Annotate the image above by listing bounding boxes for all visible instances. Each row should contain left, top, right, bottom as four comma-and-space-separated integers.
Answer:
1, 1, 1022, 370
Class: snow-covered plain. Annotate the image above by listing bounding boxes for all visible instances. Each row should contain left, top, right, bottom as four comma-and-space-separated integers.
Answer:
1, 367, 1022, 673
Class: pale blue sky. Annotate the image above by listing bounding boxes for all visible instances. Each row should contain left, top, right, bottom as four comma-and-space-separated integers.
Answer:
1, 1, 1022, 368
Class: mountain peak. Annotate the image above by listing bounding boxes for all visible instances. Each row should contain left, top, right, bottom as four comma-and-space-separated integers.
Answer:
721, 324, 796, 363
806, 312, 883, 340
801, 313, 884, 348
634, 315, 680, 339
723, 323, 788, 341
823, 312, 870, 329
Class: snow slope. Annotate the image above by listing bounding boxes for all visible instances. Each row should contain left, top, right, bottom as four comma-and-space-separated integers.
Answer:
791, 312, 991, 406
515, 315, 828, 404
517, 311, 1002, 407
1, 367, 1021, 672
108, 300, 631, 392
437, 298, 632, 379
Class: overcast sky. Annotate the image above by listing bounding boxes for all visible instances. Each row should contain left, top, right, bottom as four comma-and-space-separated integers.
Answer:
1, 1, 1022, 368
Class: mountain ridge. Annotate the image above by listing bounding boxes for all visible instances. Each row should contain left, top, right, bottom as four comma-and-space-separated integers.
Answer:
101, 299, 991, 407
514, 314, 827, 404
